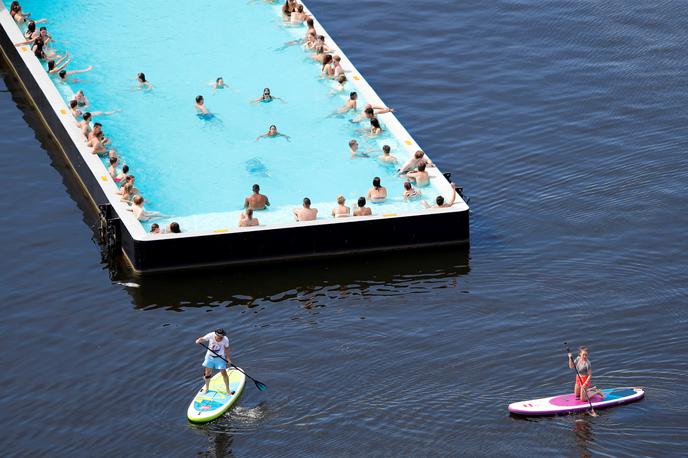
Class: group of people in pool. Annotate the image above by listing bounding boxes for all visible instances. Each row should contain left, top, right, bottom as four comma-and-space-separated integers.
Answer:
11, 0, 458, 232
11, 2, 181, 233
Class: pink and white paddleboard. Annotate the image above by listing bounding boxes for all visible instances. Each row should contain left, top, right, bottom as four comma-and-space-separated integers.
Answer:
508, 387, 644, 416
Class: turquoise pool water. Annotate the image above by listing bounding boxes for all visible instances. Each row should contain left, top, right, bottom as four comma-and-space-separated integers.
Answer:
10, 0, 443, 231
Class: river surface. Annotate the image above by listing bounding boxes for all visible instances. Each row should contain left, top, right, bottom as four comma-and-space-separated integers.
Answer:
1, 0, 687, 456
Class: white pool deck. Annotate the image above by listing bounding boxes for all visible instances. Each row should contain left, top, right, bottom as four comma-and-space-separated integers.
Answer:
0, 1, 468, 243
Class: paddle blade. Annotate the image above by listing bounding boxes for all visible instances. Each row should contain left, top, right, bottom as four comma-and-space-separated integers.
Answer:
254, 380, 268, 391
589, 409, 598, 417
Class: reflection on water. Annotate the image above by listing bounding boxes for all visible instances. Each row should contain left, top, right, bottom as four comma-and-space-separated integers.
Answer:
119, 248, 470, 310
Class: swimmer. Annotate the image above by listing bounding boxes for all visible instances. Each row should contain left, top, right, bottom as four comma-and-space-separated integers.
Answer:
168, 222, 181, 233
309, 43, 328, 63
120, 182, 135, 203
57, 65, 93, 84
290, 4, 307, 23
46, 53, 70, 74
87, 123, 110, 146
244, 184, 270, 210
367, 177, 387, 203
256, 124, 290, 142
22, 20, 37, 40
406, 162, 430, 187
251, 88, 285, 104
107, 157, 118, 179
353, 197, 372, 216
77, 112, 93, 137
321, 54, 334, 78
136, 72, 153, 90
293, 197, 318, 221
128, 196, 161, 221
332, 55, 344, 77
378, 145, 398, 165
239, 208, 260, 227
195, 95, 209, 114
9, 2, 46, 25
73, 90, 90, 108
351, 103, 395, 123
115, 164, 129, 183
71, 104, 118, 121
210, 77, 227, 94
329, 74, 347, 95
348, 139, 369, 158
368, 117, 383, 136
150, 223, 160, 234
119, 175, 139, 196
423, 184, 458, 209
338, 91, 358, 113
281, 0, 297, 18
402, 181, 422, 201
14, 24, 49, 46
331, 195, 350, 218
398, 150, 434, 174
31, 37, 46, 60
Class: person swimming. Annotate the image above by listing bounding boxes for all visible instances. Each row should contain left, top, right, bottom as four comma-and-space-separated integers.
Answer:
251, 88, 285, 104
423, 183, 458, 208
46, 53, 70, 75
368, 117, 383, 136
211, 77, 227, 94
73, 90, 89, 108
136, 72, 154, 90
57, 65, 93, 83
378, 145, 398, 165
195, 95, 216, 120
256, 124, 290, 141
348, 139, 369, 158
337, 91, 357, 114
402, 181, 422, 201
244, 184, 270, 210
406, 162, 430, 187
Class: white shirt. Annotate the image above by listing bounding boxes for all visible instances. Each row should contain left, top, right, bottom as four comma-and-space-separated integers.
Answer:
203, 333, 229, 358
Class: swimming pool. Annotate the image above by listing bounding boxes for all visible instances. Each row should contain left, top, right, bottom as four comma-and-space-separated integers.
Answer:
4, 0, 462, 232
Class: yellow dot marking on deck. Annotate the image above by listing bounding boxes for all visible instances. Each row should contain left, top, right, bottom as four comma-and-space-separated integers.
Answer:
20, 46, 28, 52
214, 229, 229, 233
100, 176, 108, 181
59, 108, 67, 115
383, 213, 398, 217
353, 75, 360, 81
404, 140, 413, 145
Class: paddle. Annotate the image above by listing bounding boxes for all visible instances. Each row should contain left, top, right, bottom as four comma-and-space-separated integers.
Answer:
565, 342, 597, 417
199, 343, 267, 391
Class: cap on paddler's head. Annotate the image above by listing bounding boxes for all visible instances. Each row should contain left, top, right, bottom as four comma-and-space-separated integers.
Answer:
215, 328, 226, 336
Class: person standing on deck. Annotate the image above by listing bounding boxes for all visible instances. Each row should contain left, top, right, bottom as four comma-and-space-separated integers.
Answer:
195, 329, 232, 394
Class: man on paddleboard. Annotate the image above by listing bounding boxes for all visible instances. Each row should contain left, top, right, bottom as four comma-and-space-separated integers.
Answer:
195, 328, 232, 394
568, 346, 604, 401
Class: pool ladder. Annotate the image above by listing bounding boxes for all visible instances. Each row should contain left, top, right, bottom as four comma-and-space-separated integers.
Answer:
443, 172, 470, 204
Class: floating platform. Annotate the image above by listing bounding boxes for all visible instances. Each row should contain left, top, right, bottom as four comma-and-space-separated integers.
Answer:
0, 1, 469, 273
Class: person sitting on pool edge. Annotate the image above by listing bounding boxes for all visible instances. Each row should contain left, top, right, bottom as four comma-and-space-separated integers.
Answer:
331, 195, 350, 218
239, 208, 259, 227
195, 328, 232, 394
256, 124, 290, 141
353, 197, 371, 216
294, 197, 318, 221
423, 183, 458, 208
244, 184, 270, 210
568, 346, 605, 401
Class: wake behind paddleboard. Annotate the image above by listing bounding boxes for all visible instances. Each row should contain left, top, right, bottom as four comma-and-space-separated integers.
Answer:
508, 387, 644, 416
187, 368, 246, 423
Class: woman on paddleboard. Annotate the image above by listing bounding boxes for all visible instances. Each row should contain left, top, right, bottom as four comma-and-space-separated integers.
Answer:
568, 346, 604, 401
195, 328, 232, 394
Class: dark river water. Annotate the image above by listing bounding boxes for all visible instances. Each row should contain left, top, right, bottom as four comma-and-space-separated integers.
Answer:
1, 0, 687, 456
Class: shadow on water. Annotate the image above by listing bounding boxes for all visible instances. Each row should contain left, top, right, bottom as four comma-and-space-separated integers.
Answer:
119, 247, 470, 310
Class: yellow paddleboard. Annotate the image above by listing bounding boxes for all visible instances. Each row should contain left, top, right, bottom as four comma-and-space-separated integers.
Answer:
187, 369, 245, 423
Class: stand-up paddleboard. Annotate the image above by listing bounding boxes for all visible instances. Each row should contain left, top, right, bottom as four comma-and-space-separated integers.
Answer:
508, 387, 644, 416
187, 369, 246, 423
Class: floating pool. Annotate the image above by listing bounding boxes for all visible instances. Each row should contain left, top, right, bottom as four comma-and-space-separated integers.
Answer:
5, 0, 462, 232
0, 0, 469, 271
